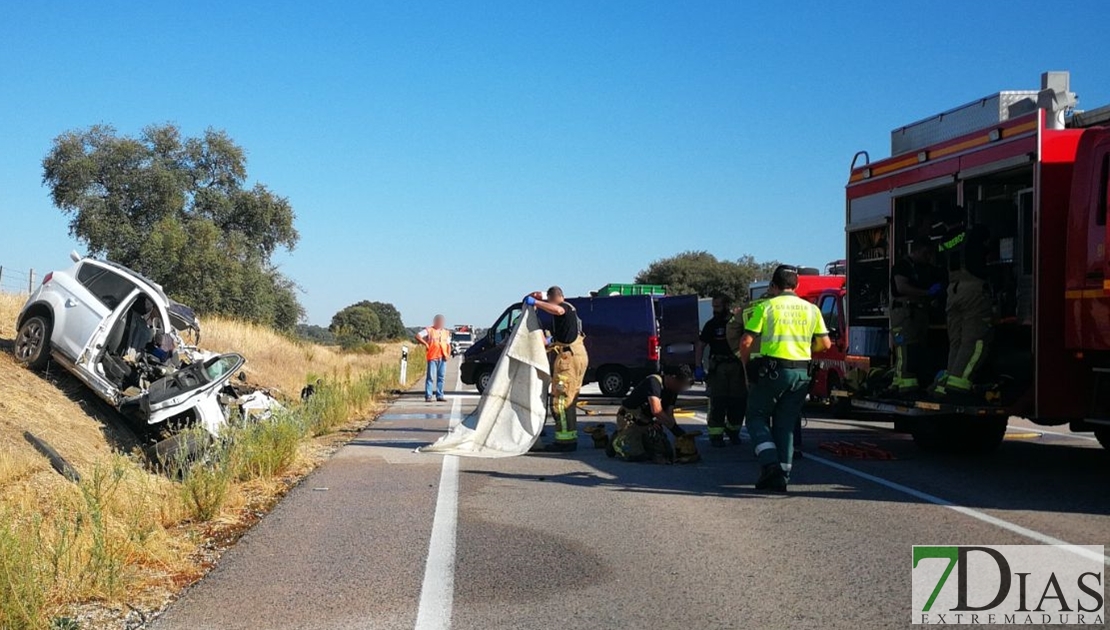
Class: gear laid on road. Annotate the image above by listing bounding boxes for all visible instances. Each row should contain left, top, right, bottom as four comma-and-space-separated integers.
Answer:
818, 441, 896, 460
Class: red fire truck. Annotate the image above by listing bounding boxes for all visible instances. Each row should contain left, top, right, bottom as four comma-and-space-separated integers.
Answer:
839, 71, 1110, 452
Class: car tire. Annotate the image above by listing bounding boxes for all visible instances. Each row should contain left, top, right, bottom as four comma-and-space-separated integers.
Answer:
14, 314, 52, 369
598, 368, 629, 397
146, 431, 213, 470
474, 367, 493, 394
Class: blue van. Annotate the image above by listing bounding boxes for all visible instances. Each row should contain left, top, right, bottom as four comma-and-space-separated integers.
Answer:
460, 294, 705, 396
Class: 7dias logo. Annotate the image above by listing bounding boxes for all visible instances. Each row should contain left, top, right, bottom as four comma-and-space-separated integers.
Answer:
912, 545, 1105, 625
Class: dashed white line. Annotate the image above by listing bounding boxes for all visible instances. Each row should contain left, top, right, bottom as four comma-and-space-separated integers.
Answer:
414, 369, 464, 630
807, 453, 1108, 566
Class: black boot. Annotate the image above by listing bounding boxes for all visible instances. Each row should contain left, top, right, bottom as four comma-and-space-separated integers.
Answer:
725, 429, 742, 446
755, 464, 787, 492
542, 441, 577, 453
709, 434, 726, 448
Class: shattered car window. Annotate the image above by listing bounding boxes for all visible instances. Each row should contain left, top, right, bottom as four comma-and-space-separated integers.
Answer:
204, 355, 240, 381
77, 264, 137, 309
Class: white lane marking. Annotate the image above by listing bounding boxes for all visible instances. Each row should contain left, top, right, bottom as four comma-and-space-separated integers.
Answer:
414, 395, 461, 630
807, 453, 1108, 566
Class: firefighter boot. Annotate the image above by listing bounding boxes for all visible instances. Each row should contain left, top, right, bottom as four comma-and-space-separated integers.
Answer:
755, 464, 787, 492
725, 429, 742, 446
709, 434, 727, 448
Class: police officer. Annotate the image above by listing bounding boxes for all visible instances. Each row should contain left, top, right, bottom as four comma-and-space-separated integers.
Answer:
889, 239, 943, 395
930, 207, 992, 400
697, 295, 747, 447
526, 286, 589, 452
740, 265, 831, 492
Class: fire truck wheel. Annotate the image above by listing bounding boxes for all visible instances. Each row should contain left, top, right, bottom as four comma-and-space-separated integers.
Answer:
1094, 426, 1110, 451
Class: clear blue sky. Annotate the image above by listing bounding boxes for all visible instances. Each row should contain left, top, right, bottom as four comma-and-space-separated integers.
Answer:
2, 1, 1107, 327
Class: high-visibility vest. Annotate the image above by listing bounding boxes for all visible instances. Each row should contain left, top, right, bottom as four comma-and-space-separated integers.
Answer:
743, 292, 827, 361
424, 327, 451, 360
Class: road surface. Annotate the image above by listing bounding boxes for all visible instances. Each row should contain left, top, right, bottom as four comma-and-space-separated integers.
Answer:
150, 360, 1109, 629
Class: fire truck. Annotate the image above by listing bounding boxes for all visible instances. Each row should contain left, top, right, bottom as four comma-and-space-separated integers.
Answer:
839, 71, 1110, 452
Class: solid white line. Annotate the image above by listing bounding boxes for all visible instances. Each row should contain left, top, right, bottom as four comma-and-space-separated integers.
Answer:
414, 395, 462, 630
807, 453, 1108, 566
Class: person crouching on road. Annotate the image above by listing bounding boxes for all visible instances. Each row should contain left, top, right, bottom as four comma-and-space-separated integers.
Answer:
609, 365, 694, 463
739, 265, 832, 492
416, 314, 451, 403
698, 295, 747, 447
526, 286, 589, 453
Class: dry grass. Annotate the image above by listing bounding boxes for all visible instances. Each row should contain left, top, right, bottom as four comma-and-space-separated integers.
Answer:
0, 292, 422, 629
201, 316, 405, 399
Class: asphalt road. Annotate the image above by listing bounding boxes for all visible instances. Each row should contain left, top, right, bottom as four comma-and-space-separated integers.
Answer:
150, 360, 1110, 629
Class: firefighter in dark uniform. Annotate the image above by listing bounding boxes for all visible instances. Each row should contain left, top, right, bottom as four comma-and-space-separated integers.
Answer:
930, 208, 992, 400
889, 239, 943, 395
740, 265, 831, 492
697, 295, 746, 447
527, 286, 589, 452
609, 364, 693, 462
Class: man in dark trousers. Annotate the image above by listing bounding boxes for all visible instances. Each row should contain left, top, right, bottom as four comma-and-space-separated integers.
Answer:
610, 364, 693, 463
697, 295, 746, 447
526, 286, 589, 452
889, 239, 943, 395
740, 265, 831, 492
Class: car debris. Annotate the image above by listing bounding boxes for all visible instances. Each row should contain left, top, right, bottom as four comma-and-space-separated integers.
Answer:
13, 252, 282, 463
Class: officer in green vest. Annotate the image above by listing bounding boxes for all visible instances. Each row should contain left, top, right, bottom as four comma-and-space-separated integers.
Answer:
739, 265, 832, 492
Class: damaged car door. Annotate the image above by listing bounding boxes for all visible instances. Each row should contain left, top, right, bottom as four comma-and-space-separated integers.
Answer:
119, 353, 246, 435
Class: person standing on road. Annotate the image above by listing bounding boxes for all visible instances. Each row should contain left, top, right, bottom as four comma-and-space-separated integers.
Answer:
740, 265, 831, 492
416, 314, 452, 403
609, 364, 693, 462
698, 295, 747, 447
526, 287, 589, 452
889, 239, 943, 396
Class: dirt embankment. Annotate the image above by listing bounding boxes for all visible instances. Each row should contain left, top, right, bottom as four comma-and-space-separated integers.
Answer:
0, 292, 419, 630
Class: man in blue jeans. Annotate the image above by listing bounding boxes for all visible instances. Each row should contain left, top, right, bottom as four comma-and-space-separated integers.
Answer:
416, 315, 451, 402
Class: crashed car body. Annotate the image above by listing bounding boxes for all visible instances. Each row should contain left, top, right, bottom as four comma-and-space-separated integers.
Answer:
13, 252, 245, 436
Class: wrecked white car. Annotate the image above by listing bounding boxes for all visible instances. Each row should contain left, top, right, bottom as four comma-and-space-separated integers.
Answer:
13, 253, 269, 452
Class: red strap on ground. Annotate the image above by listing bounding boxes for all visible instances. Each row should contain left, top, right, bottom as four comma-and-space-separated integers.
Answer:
818, 441, 896, 460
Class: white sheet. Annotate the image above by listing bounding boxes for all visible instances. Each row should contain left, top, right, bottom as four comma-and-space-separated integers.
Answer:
419, 306, 550, 457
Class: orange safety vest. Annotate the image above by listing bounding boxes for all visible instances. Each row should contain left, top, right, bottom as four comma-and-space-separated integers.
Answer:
423, 326, 452, 361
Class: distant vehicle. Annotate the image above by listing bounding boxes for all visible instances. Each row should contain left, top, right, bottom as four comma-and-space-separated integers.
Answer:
460, 294, 703, 396
13, 252, 251, 450
451, 326, 474, 356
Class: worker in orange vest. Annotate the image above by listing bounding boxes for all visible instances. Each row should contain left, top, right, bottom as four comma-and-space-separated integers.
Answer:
416, 314, 452, 402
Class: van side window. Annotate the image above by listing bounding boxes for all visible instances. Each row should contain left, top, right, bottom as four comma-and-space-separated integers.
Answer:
1097, 154, 1109, 227
76, 264, 137, 309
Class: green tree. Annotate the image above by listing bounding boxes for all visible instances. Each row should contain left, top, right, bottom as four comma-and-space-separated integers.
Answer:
42, 124, 303, 330
363, 301, 407, 339
330, 302, 382, 347
635, 251, 779, 302
295, 324, 337, 345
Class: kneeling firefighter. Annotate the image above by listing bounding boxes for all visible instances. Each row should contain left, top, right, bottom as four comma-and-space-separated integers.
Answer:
609, 365, 694, 463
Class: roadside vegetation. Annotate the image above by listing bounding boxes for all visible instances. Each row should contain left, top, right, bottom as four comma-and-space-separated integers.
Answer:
0, 292, 425, 630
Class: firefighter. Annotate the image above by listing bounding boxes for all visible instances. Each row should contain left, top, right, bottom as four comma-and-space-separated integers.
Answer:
526, 286, 589, 452
609, 364, 693, 463
889, 239, 944, 395
930, 207, 992, 400
697, 295, 747, 447
740, 265, 831, 492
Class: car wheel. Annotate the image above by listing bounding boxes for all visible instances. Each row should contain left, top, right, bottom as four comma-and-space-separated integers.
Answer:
14, 315, 51, 369
146, 431, 213, 470
598, 368, 629, 397
475, 367, 493, 394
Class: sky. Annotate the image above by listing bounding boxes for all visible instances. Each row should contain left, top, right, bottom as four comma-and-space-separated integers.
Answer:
1, 1, 1108, 328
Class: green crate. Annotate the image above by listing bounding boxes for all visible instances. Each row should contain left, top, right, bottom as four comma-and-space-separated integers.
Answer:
596, 283, 667, 296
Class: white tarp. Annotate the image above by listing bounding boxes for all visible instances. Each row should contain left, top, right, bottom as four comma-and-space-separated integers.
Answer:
420, 306, 550, 457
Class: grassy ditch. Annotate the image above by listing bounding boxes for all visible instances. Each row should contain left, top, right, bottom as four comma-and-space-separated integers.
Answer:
0, 293, 426, 629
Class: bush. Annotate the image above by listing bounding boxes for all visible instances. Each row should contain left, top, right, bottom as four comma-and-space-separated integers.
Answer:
175, 440, 234, 523
228, 413, 305, 480
0, 512, 47, 630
